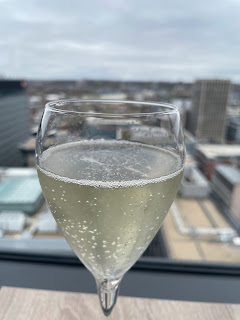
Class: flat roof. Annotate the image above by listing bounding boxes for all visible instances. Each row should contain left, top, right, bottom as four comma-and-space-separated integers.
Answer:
162, 197, 240, 263
215, 164, 240, 184
196, 144, 240, 159
0, 176, 43, 214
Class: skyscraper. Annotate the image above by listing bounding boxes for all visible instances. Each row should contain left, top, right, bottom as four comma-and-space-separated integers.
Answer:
0, 80, 30, 166
188, 79, 231, 143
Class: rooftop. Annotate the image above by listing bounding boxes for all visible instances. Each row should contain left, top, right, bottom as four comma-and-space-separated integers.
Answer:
162, 197, 240, 263
196, 144, 240, 159
215, 164, 240, 185
0, 168, 44, 214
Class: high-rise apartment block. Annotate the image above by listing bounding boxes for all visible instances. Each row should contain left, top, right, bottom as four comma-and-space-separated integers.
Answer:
0, 80, 30, 166
188, 79, 231, 143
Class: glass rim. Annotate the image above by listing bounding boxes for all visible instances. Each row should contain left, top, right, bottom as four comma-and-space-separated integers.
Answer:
45, 99, 179, 116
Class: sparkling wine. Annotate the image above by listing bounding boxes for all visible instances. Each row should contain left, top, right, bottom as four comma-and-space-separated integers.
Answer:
37, 140, 183, 280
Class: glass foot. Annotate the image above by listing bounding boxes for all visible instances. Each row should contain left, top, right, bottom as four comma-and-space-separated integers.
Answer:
96, 278, 122, 316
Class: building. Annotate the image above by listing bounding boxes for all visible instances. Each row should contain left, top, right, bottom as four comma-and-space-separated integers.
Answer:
99, 93, 127, 100
170, 98, 192, 129
188, 79, 231, 143
0, 167, 44, 215
179, 166, 209, 198
226, 117, 240, 143
162, 197, 238, 262
0, 80, 30, 166
195, 144, 240, 180
212, 165, 240, 220
18, 137, 36, 167
184, 130, 196, 155
184, 154, 197, 168
227, 105, 240, 117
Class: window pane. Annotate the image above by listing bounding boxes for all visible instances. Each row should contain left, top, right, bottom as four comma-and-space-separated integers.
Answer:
0, 1, 240, 272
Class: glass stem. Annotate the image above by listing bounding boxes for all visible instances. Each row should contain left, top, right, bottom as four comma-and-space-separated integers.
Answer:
96, 277, 122, 316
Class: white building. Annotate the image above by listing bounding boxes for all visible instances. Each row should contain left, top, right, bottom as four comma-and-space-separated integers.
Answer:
179, 166, 210, 198
212, 164, 240, 220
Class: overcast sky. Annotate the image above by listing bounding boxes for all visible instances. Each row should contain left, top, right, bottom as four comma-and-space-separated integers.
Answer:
0, 0, 240, 82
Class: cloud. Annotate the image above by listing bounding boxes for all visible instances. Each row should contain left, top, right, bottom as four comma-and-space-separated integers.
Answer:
0, 0, 240, 81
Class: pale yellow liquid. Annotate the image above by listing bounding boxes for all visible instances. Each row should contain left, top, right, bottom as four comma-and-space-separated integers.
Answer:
37, 140, 183, 280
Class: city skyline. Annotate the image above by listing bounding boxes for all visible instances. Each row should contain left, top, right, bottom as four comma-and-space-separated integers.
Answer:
1, 0, 240, 81
0, 78, 239, 266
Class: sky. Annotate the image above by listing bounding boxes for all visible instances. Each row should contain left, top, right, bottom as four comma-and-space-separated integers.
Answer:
0, 0, 240, 82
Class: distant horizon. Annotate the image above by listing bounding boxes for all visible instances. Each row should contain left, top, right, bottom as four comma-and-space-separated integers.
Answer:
1, 77, 238, 85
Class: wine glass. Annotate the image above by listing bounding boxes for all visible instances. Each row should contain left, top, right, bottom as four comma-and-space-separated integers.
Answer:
36, 100, 185, 316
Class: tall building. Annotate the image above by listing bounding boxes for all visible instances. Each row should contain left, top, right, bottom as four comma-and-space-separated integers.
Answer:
0, 80, 30, 166
188, 79, 231, 143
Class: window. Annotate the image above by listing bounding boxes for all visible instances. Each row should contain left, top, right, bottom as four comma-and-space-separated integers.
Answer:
0, 0, 240, 299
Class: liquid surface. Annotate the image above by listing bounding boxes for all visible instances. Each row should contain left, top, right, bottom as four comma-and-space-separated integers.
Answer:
38, 140, 183, 280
